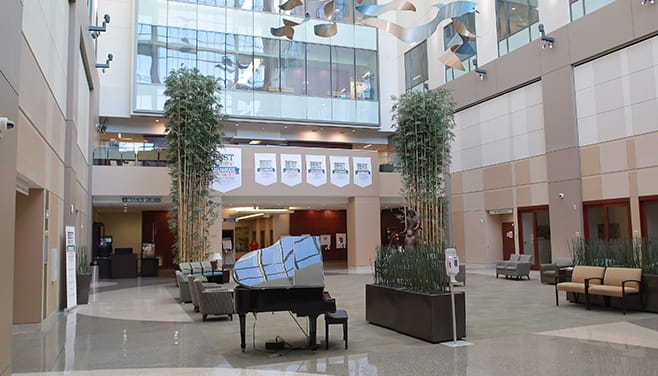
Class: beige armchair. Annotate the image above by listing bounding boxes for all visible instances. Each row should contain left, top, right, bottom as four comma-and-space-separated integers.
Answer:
187, 275, 222, 312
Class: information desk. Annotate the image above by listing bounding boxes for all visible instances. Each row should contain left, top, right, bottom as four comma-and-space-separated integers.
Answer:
110, 254, 138, 278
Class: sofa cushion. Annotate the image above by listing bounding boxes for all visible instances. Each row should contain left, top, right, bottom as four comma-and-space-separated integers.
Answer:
518, 254, 533, 263
602, 267, 642, 289
587, 284, 640, 297
571, 266, 605, 284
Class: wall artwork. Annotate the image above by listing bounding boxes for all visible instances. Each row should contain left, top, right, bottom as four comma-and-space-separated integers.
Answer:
211, 147, 242, 193
336, 233, 346, 249
330, 156, 350, 187
320, 234, 332, 250
254, 153, 278, 186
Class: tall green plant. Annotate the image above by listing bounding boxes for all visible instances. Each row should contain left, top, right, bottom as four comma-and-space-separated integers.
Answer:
164, 67, 225, 263
392, 88, 455, 247
570, 237, 658, 274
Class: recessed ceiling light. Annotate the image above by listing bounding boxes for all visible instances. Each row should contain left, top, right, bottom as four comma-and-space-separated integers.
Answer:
249, 140, 262, 145
235, 123, 240, 127
364, 144, 372, 148
155, 119, 159, 122
352, 129, 356, 133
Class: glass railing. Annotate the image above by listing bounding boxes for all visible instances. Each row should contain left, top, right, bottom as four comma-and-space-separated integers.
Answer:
93, 144, 169, 166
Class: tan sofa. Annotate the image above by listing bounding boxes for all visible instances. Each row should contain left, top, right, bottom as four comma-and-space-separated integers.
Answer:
585, 267, 643, 315
555, 266, 605, 306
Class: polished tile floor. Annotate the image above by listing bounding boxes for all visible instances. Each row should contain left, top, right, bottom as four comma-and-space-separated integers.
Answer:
12, 265, 658, 375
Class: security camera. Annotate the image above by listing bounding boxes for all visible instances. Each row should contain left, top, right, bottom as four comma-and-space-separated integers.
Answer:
108, 53, 114, 61
104, 14, 111, 24
558, 193, 565, 199
0, 117, 16, 140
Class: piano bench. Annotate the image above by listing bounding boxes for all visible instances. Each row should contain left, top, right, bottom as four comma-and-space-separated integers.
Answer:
325, 310, 348, 350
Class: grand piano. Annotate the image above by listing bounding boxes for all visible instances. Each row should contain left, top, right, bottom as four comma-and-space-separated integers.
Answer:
233, 236, 336, 351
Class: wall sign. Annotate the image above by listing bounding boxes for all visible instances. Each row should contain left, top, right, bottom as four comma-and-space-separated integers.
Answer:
65, 226, 77, 310
330, 156, 350, 187
280, 154, 302, 187
212, 147, 242, 192
352, 157, 373, 187
254, 153, 277, 186
121, 197, 161, 203
305, 155, 327, 187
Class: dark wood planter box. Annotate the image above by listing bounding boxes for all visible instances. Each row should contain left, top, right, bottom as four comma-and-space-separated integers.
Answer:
567, 274, 658, 313
77, 274, 92, 305
365, 284, 465, 343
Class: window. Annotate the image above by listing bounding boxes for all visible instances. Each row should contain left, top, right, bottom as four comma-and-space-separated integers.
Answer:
280, 40, 305, 95
225, 34, 255, 90
254, 37, 280, 92
444, 13, 477, 83
404, 41, 428, 91
306, 43, 331, 97
584, 200, 631, 240
136, 24, 167, 84
570, 0, 615, 21
331, 46, 355, 99
641, 197, 658, 240
197, 30, 227, 88
496, 0, 539, 56
355, 49, 377, 100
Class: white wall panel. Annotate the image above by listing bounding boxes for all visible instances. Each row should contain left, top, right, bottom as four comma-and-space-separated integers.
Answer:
450, 81, 545, 173
575, 36, 658, 146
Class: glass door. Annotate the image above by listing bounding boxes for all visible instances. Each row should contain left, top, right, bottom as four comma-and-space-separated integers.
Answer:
518, 206, 551, 269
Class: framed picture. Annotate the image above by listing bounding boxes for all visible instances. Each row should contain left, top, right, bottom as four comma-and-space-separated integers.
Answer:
320, 234, 331, 250
336, 233, 346, 249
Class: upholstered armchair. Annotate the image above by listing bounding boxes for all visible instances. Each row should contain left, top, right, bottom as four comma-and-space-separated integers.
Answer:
496, 254, 520, 278
187, 275, 222, 312
540, 257, 574, 284
193, 280, 234, 321
175, 271, 191, 303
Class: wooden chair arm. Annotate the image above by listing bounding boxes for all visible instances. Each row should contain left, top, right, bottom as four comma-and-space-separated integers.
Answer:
584, 277, 603, 290
621, 279, 642, 291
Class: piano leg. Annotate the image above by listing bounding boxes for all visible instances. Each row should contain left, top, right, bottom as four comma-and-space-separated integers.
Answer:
239, 313, 247, 351
308, 314, 319, 349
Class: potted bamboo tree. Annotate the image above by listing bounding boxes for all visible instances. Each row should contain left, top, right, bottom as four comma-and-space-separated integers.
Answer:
164, 67, 225, 263
365, 88, 465, 342
76, 246, 92, 304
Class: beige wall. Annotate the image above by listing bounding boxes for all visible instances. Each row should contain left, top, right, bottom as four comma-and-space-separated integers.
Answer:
0, 0, 22, 373
347, 196, 380, 268
95, 212, 142, 254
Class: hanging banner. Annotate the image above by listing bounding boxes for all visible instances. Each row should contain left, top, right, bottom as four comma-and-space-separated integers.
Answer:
353, 156, 373, 187
330, 156, 350, 187
254, 153, 277, 186
305, 155, 327, 187
65, 225, 77, 310
211, 147, 242, 192
281, 154, 302, 187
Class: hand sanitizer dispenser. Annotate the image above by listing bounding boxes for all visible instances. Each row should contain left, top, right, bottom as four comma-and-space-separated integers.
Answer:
445, 248, 459, 284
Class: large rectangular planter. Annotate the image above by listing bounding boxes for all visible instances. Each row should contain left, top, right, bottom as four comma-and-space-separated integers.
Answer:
365, 284, 465, 343
567, 274, 658, 313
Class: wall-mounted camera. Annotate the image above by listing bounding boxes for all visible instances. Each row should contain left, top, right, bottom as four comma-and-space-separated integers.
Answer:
0, 117, 16, 140
558, 193, 565, 199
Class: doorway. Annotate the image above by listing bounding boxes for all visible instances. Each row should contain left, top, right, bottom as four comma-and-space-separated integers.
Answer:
518, 206, 551, 269
142, 211, 175, 267
501, 222, 515, 261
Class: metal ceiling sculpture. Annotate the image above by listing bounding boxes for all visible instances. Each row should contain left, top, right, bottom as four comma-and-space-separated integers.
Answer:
269, 0, 478, 71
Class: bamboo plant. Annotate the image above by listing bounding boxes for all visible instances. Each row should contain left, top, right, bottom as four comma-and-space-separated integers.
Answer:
164, 67, 225, 263
373, 88, 456, 293
392, 88, 455, 247
570, 237, 658, 275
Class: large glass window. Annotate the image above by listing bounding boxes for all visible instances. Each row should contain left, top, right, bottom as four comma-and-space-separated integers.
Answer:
254, 37, 280, 92
443, 13, 477, 83
306, 43, 331, 97
355, 49, 377, 100
225, 34, 255, 90
166, 26, 198, 72
570, 0, 615, 21
404, 41, 428, 91
280, 40, 305, 95
197, 30, 227, 88
136, 24, 167, 84
496, 0, 539, 56
584, 201, 631, 240
331, 46, 355, 99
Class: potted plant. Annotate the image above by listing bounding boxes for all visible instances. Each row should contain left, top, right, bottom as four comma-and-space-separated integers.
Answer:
76, 245, 92, 304
164, 67, 225, 264
569, 238, 658, 313
365, 88, 465, 343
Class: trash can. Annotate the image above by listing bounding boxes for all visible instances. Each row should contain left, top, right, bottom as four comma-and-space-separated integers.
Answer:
90, 259, 99, 286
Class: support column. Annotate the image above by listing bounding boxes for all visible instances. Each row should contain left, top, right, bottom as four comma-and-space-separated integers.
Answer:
347, 197, 381, 271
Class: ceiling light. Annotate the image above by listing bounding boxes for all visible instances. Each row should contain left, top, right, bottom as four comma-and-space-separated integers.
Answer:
155, 119, 159, 122
249, 140, 262, 145
364, 144, 372, 149
235, 213, 265, 222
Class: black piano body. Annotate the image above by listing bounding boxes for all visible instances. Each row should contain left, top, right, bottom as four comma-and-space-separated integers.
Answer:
234, 285, 336, 350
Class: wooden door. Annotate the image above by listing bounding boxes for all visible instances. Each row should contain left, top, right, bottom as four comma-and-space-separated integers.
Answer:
502, 222, 515, 261
142, 211, 175, 267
